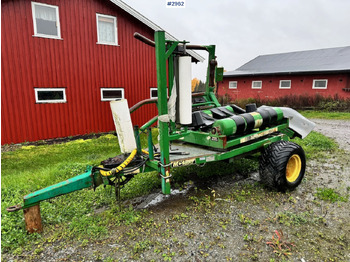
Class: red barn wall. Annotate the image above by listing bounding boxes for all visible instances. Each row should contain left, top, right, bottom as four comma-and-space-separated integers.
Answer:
1, 0, 158, 144
218, 73, 350, 101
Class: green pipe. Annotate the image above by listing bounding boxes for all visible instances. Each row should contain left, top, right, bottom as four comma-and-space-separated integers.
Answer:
140, 115, 158, 132
193, 101, 217, 107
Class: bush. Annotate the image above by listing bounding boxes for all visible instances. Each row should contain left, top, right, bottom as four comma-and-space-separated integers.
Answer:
217, 93, 350, 112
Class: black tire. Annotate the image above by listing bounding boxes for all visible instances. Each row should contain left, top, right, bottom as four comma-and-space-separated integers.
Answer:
259, 141, 306, 191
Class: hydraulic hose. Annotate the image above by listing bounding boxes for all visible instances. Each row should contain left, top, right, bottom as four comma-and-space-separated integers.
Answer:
142, 149, 150, 155
100, 149, 137, 176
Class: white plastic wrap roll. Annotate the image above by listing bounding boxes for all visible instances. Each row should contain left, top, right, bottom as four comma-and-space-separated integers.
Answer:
178, 56, 192, 125
110, 99, 136, 154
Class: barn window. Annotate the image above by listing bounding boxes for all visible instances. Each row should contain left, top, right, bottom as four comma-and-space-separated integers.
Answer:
32, 2, 61, 39
312, 79, 328, 89
279, 80, 291, 89
150, 88, 158, 98
35, 88, 66, 103
101, 88, 124, 101
96, 14, 118, 45
229, 81, 237, 89
252, 81, 262, 89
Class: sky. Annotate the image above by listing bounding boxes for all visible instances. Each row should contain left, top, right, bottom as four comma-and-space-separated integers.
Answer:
123, 0, 350, 81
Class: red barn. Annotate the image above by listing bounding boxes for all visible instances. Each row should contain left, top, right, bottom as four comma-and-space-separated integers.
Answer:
218, 46, 350, 101
1, 0, 203, 145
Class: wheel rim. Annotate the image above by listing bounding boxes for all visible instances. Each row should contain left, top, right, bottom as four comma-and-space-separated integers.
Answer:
286, 154, 302, 183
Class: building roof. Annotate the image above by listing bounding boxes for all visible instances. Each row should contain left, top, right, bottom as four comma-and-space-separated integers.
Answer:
224, 46, 350, 77
110, 0, 204, 62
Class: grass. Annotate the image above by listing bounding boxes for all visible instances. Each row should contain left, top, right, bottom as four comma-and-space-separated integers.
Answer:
1, 128, 339, 254
1, 132, 160, 253
299, 110, 350, 120
292, 131, 338, 159
315, 188, 348, 203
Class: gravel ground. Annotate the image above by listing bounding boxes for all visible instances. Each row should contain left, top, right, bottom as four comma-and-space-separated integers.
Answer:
311, 118, 350, 152
4, 119, 350, 262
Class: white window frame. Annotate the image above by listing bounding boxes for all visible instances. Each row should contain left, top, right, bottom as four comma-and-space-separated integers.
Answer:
96, 14, 118, 46
34, 88, 66, 103
252, 81, 262, 89
100, 88, 124, 101
228, 81, 237, 89
312, 79, 328, 89
279, 80, 291, 89
150, 88, 158, 98
31, 2, 62, 39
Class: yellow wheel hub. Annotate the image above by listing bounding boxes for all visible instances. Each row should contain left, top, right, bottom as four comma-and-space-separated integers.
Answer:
286, 154, 302, 183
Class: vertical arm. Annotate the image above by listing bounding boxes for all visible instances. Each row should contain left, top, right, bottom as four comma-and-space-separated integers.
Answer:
205, 45, 221, 107
155, 31, 171, 194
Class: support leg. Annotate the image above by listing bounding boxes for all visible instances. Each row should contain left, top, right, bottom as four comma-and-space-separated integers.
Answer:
161, 175, 171, 195
24, 205, 43, 233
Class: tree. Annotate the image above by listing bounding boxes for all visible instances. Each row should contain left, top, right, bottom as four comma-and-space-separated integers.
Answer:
194, 80, 206, 92
191, 78, 200, 92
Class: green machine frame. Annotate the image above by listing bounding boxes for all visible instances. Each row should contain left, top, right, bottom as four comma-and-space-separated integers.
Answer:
137, 31, 291, 194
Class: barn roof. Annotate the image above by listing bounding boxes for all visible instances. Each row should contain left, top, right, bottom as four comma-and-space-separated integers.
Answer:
224, 46, 350, 77
110, 0, 204, 62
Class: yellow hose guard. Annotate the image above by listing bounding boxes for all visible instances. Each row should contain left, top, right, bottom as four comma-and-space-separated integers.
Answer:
99, 149, 137, 177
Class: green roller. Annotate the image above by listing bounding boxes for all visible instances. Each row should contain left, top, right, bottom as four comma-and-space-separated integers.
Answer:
250, 112, 263, 128
212, 118, 238, 136
273, 107, 284, 121
212, 107, 284, 136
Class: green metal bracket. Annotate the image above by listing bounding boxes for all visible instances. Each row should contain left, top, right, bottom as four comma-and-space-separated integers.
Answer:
215, 134, 288, 161
165, 42, 179, 60
216, 67, 224, 82
280, 127, 295, 138
203, 45, 221, 107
